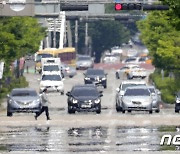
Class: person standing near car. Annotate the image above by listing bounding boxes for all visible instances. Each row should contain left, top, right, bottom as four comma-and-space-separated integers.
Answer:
35, 88, 51, 120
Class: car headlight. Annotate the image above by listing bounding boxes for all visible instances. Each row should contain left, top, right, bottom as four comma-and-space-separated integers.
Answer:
176, 99, 180, 104
9, 99, 14, 104
85, 77, 90, 80
102, 77, 106, 80
73, 99, 78, 104
94, 99, 100, 104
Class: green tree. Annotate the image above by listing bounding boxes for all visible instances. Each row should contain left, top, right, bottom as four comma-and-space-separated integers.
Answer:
89, 21, 130, 62
137, 0, 180, 72
0, 17, 46, 65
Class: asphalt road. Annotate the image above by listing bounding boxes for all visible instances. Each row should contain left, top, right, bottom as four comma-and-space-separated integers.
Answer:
0, 64, 180, 153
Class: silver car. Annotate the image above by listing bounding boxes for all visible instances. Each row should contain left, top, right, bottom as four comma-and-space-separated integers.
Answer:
147, 85, 161, 113
61, 63, 77, 78
7, 88, 42, 116
120, 86, 153, 114
76, 55, 94, 70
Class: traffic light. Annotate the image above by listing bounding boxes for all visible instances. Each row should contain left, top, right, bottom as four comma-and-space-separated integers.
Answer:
115, 3, 142, 11
61, 5, 88, 11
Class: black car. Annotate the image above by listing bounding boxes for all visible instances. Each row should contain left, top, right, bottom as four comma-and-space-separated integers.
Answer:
175, 91, 180, 113
84, 68, 107, 88
66, 85, 103, 114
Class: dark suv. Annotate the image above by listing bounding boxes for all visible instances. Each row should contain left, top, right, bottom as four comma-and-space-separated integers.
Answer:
66, 85, 103, 114
84, 68, 107, 88
175, 92, 180, 113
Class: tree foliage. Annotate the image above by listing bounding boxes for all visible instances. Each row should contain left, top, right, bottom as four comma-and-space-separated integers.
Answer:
137, 0, 180, 72
89, 21, 130, 62
0, 17, 46, 64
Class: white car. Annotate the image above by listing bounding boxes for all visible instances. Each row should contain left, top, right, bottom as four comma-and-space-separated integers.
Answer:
127, 67, 147, 79
115, 64, 140, 79
42, 64, 61, 75
115, 80, 147, 112
41, 57, 61, 67
103, 54, 119, 63
40, 73, 64, 95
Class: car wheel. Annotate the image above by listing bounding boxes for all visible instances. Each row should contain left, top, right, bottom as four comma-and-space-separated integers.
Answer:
68, 106, 75, 114
155, 109, 160, 113
122, 110, 125, 114
116, 73, 120, 79
149, 110, 153, 114
69, 75, 73, 78
116, 104, 122, 112
175, 109, 179, 113
7, 111, 13, 117
96, 108, 101, 114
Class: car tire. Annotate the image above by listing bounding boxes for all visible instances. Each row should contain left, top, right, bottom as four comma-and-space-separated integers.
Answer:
155, 109, 160, 113
116, 73, 120, 79
7, 111, 13, 117
175, 109, 179, 113
122, 110, 125, 114
68, 106, 75, 114
69, 75, 73, 78
149, 110, 153, 114
96, 108, 101, 114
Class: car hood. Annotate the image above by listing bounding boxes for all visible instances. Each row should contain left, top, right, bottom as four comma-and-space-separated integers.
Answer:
77, 61, 92, 65
122, 96, 151, 102
11, 96, 40, 102
40, 80, 63, 86
73, 96, 99, 101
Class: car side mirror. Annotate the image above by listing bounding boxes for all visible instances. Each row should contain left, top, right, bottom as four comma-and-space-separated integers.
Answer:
105, 73, 108, 76
99, 93, 103, 97
156, 90, 161, 95
99, 91, 103, 94
37, 78, 41, 81
116, 88, 120, 92
83, 73, 86, 76
62, 78, 65, 81
7, 94, 10, 98
66, 92, 71, 96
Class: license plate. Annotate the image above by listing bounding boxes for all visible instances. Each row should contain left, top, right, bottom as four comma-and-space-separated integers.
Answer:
81, 104, 91, 108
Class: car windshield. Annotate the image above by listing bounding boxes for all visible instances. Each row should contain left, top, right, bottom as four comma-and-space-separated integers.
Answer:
78, 57, 91, 61
11, 90, 37, 97
42, 75, 61, 81
149, 88, 155, 93
36, 54, 53, 62
124, 88, 150, 96
72, 88, 99, 97
86, 70, 104, 75
43, 65, 59, 71
125, 58, 136, 62
121, 83, 146, 91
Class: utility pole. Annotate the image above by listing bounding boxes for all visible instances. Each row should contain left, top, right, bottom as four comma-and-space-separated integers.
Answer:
75, 20, 78, 53
53, 18, 56, 48
85, 21, 88, 55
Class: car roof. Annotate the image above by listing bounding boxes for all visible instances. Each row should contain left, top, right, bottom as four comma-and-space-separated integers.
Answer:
121, 80, 146, 84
